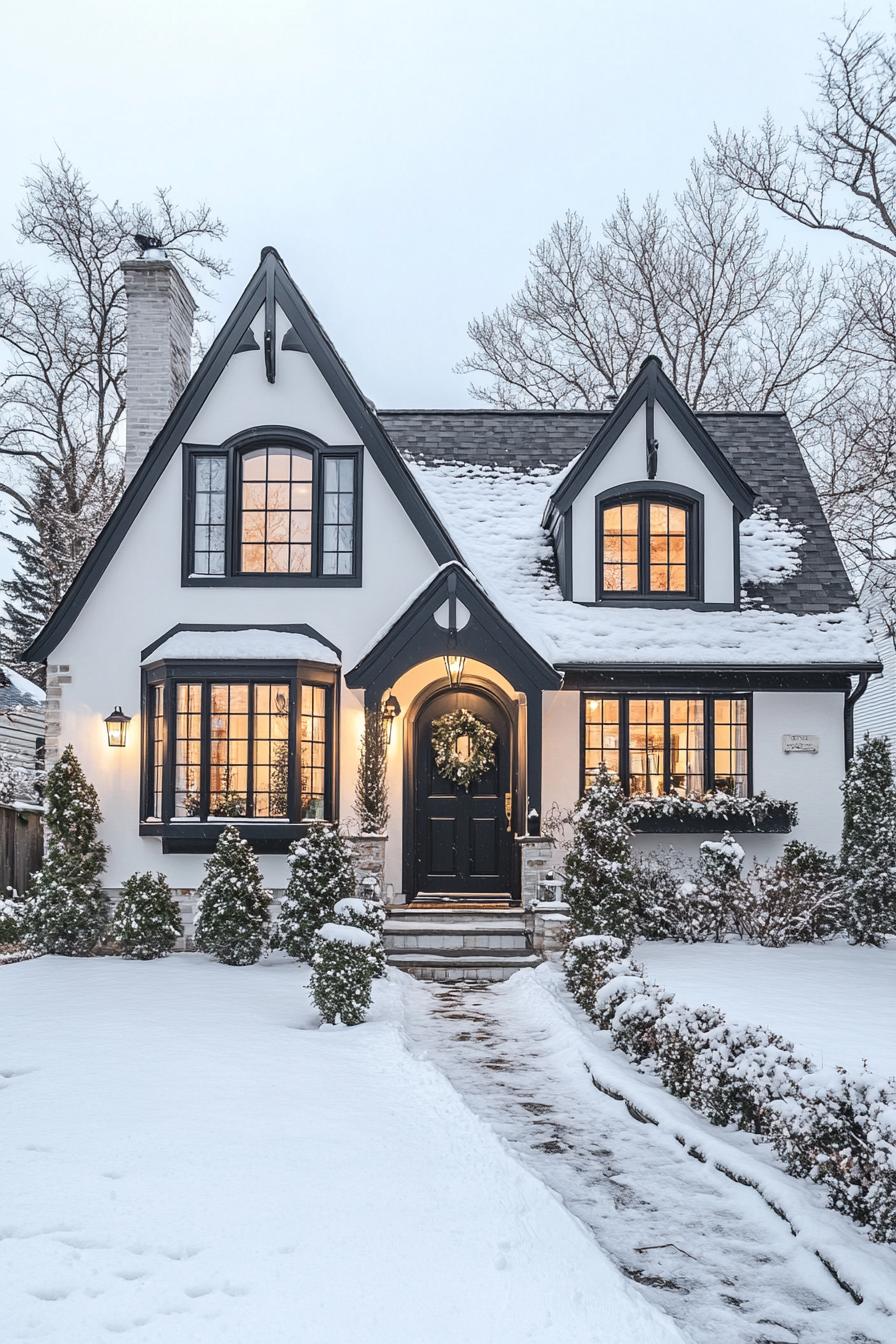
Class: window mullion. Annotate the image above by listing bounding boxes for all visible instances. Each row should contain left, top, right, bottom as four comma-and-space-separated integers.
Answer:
706, 696, 714, 791
663, 697, 670, 795
200, 683, 211, 822
621, 696, 629, 795
639, 500, 647, 596
288, 678, 299, 822
247, 681, 255, 820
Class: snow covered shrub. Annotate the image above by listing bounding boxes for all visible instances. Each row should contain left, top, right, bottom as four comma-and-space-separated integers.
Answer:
110, 872, 183, 959
563, 765, 637, 946
653, 1002, 726, 1104
840, 735, 896, 945
629, 849, 692, 940
310, 922, 377, 1026
689, 1020, 808, 1132
742, 842, 843, 946
609, 982, 672, 1062
593, 968, 647, 1030
24, 745, 108, 955
687, 833, 745, 942
0, 744, 41, 804
334, 896, 386, 977
563, 933, 629, 1017
276, 823, 356, 962
767, 1070, 896, 1242
0, 891, 23, 944
193, 826, 270, 966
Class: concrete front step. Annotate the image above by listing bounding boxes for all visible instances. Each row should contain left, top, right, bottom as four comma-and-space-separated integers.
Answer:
387, 950, 542, 983
385, 907, 523, 921
385, 929, 527, 951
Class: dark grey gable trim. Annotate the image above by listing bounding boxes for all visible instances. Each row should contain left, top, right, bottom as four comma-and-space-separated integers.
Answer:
141, 622, 342, 664
281, 326, 307, 352
25, 248, 461, 663
345, 563, 561, 692
546, 356, 756, 521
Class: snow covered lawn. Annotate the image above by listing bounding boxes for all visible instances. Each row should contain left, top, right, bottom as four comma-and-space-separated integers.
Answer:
640, 939, 896, 1076
0, 955, 685, 1344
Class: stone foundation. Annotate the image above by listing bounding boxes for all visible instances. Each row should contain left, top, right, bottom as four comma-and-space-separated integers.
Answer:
344, 834, 387, 900
516, 835, 556, 907
526, 900, 570, 958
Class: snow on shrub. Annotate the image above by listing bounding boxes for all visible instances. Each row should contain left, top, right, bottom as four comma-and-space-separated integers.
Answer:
0, 891, 24, 945
276, 823, 356, 962
563, 765, 637, 947
630, 849, 694, 940
110, 871, 183, 959
310, 921, 377, 1026
334, 896, 386, 977
193, 826, 270, 966
740, 842, 842, 946
840, 734, 896, 945
24, 745, 108, 956
566, 944, 896, 1242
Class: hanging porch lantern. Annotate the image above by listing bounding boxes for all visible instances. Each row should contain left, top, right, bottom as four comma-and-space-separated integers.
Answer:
444, 653, 466, 688
104, 706, 132, 748
381, 692, 401, 744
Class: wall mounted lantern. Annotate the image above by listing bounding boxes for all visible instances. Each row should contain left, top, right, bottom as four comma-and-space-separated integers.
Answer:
444, 653, 466, 688
104, 706, 132, 748
381, 692, 401, 744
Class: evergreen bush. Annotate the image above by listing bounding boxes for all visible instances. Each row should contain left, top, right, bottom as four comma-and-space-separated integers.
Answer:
310, 922, 377, 1025
110, 871, 183, 959
563, 765, 636, 946
840, 735, 896, 945
742, 842, 842, 946
24, 744, 108, 955
277, 823, 357, 962
193, 826, 270, 965
0, 891, 22, 944
334, 896, 386, 976
354, 707, 389, 834
689, 833, 745, 942
563, 933, 629, 1017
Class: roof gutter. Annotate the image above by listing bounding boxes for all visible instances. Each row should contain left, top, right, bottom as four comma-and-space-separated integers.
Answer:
844, 670, 872, 764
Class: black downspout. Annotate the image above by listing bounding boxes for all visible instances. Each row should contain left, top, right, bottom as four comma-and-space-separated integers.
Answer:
844, 671, 871, 766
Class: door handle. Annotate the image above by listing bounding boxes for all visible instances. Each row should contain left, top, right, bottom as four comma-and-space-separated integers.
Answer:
504, 792, 513, 832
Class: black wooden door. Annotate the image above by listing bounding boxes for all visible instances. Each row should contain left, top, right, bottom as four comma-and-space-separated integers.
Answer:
413, 689, 512, 896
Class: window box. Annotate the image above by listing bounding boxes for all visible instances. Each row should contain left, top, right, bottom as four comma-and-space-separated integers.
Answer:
624, 791, 797, 834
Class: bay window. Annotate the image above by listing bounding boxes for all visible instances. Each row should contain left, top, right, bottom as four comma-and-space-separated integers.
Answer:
583, 693, 749, 797
143, 661, 336, 847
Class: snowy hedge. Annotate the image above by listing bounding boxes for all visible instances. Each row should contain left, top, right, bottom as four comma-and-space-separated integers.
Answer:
310, 922, 377, 1026
565, 947, 896, 1243
625, 789, 797, 833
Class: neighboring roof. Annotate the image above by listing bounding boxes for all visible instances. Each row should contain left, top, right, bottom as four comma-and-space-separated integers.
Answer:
346, 562, 561, 692
141, 626, 340, 666
0, 665, 46, 709
392, 456, 876, 670
25, 248, 461, 663
545, 356, 756, 519
381, 408, 857, 617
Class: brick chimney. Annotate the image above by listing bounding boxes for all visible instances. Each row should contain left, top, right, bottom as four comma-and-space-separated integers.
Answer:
122, 253, 196, 484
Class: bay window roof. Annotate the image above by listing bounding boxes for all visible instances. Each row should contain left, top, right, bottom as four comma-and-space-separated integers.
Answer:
141, 625, 340, 667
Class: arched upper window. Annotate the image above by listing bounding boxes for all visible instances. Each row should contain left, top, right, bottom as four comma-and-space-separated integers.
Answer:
185, 429, 359, 584
597, 489, 699, 599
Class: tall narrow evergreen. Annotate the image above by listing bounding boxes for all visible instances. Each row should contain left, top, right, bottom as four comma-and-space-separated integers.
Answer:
354, 708, 389, 834
841, 735, 896, 945
24, 745, 108, 954
563, 765, 637, 947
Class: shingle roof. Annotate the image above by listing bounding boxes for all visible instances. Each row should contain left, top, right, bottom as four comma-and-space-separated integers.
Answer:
380, 409, 856, 615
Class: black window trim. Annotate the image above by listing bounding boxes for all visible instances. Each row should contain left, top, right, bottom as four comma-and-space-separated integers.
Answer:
140, 658, 339, 852
579, 689, 753, 798
595, 481, 703, 603
181, 425, 363, 587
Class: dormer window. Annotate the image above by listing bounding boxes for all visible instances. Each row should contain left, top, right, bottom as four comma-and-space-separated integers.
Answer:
184, 430, 360, 585
598, 491, 698, 600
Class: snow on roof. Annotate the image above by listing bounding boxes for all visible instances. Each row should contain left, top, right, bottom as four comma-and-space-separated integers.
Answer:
408, 460, 877, 668
739, 505, 805, 588
142, 629, 340, 666
0, 665, 45, 703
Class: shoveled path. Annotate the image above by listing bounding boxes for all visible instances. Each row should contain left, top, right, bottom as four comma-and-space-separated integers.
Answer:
406, 979, 888, 1344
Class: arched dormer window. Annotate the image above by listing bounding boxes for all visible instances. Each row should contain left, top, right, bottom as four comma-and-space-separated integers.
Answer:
184, 428, 360, 585
596, 485, 701, 600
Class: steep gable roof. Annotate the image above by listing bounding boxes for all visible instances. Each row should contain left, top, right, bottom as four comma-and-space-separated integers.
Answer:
25, 249, 461, 662
382, 408, 856, 617
545, 356, 756, 521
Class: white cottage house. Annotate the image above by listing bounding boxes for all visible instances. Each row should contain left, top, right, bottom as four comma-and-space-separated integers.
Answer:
24, 247, 879, 960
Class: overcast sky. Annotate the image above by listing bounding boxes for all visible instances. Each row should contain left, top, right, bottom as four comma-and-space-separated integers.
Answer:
4, 0, 889, 416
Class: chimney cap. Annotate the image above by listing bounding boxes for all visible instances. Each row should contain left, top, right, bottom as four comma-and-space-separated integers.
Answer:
133, 233, 167, 259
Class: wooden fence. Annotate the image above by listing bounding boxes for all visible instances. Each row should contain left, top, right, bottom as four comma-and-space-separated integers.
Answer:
0, 804, 43, 898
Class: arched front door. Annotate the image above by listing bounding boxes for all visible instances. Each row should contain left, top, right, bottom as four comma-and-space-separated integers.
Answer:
412, 687, 513, 898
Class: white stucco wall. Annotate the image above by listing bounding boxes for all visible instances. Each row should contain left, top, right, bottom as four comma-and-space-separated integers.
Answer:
51, 306, 439, 890
570, 403, 736, 603
540, 686, 847, 866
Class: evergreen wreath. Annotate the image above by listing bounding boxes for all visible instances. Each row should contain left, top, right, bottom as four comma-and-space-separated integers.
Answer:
431, 709, 497, 789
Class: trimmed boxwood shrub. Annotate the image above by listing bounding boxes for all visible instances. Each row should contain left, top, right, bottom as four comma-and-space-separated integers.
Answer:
310, 922, 377, 1026
194, 826, 270, 966
111, 872, 183, 959
276, 823, 356, 962
334, 896, 386, 976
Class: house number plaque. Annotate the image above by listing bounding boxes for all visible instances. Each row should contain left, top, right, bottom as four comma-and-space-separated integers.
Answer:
782, 734, 819, 754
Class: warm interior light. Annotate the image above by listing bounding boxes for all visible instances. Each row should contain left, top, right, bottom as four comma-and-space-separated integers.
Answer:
104, 705, 132, 748
444, 654, 466, 687
381, 692, 401, 744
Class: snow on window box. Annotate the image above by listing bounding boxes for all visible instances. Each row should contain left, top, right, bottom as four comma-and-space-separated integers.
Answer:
624, 790, 797, 833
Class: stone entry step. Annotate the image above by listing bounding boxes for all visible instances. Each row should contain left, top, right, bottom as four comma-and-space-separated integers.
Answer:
387, 950, 542, 983
384, 904, 539, 982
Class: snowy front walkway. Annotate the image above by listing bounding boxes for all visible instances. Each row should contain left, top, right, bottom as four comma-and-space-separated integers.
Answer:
405, 967, 896, 1344
1, 955, 684, 1344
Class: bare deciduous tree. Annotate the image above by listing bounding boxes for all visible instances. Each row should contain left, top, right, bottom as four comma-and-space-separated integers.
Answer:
458, 165, 854, 437
0, 152, 228, 672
